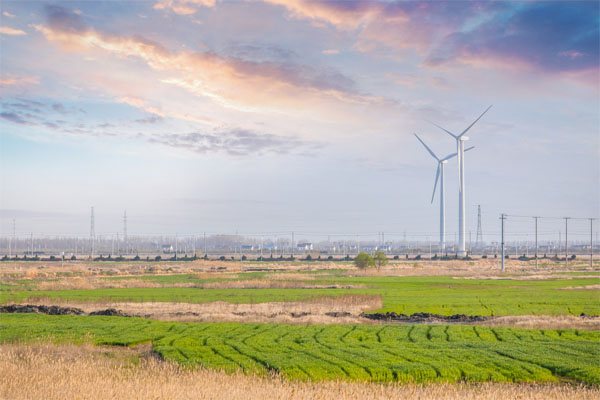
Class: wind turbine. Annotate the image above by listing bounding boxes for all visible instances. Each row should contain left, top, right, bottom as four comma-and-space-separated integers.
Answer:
431, 105, 492, 256
414, 134, 474, 252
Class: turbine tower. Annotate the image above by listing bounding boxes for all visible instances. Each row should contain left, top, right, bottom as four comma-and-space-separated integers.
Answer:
432, 105, 492, 256
414, 134, 473, 252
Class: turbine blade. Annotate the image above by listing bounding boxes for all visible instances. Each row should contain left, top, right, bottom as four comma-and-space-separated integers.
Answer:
465, 146, 475, 152
414, 133, 439, 161
459, 105, 492, 137
441, 152, 458, 162
431, 164, 440, 204
430, 121, 458, 139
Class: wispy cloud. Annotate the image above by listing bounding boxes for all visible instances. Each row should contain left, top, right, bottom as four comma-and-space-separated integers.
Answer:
2, 11, 16, 18
424, 2, 599, 81
145, 128, 320, 156
264, 0, 490, 54
35, 6, 376, 115
0, 75, 39, 87
1, 112, 33, 125
0, 26, 26, 35
153, 0, 216, 15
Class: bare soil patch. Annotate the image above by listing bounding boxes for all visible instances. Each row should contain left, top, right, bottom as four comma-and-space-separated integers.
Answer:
362, 312, 490, 323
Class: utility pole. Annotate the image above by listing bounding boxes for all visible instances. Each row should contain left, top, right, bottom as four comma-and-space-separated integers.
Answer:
204, 232, 207, 257
428, 237, 432, 260
123, 211, 128, 255
9, 219, 15, 258
175, 233, 178, 259
356, 234, 359, 255
291, 231, 294, 258
90, 206, 95, 259
590, 219, 594, 269
30, 232, 33, 256
500, 214, 506, 272
565, 217, 570, 268
534, 216, 539, 268
469, 231, 472, 255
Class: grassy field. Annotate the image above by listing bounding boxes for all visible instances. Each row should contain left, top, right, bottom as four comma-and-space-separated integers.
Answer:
1, 313, 598, 384
4, 343, 598, 400
2, 273, 599, 316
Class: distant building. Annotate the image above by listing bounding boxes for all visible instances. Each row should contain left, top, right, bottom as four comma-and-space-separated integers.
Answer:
162, 244, 173, 254
296, 243, 313, 250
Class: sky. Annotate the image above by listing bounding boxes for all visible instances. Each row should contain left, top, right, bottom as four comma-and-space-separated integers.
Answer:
0, 0, 598, 243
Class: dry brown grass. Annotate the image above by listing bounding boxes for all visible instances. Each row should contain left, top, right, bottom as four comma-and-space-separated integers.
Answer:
13, 296, 599, 329
560, 284, 600, 290
1, 258, 597, 285
1, 343, 596, 400
30, 277, 364, 291
23, 295, 383, 325
475, 315, 600, 330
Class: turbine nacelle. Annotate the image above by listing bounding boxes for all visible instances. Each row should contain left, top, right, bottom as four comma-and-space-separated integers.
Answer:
429, 105, 492, 256
414, 133, 473, 204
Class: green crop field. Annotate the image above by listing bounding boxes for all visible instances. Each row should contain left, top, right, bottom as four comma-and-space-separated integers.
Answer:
1, 314, 598, 384
2, 274, 599, 316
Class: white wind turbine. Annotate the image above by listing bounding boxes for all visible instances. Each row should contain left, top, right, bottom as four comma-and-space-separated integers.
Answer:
431, 105, 492, 256
415, 134, 474, 253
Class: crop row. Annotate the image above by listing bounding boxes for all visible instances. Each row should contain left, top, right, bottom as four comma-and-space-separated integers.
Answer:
1, 314, 598, 384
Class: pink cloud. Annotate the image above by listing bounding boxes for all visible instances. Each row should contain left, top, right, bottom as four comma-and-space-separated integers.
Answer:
0, 26, 26, 35
35, 6, 379, 116
0, 75, 39, 86
153, 0, 216, 15
559, 50, 584, 60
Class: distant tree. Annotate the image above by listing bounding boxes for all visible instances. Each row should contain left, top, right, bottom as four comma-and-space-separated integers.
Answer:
373, 251, 387, 269
354, 252, 374, 270
155, 255, 162, 261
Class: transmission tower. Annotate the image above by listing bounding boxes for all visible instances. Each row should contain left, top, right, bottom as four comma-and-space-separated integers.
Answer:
123, 210, 128, 254
90, 207, 95, 257
476, 205, 483, 248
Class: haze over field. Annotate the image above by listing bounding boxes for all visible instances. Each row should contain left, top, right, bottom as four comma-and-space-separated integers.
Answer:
0, 1, 598, 236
